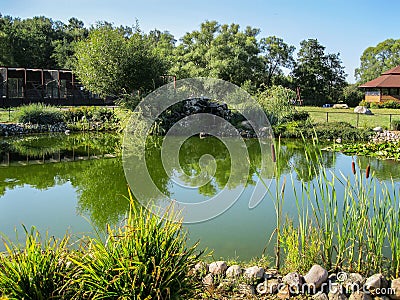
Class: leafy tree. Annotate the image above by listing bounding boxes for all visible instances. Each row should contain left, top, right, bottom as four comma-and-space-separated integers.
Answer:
73, 25, 167, 98
257, 85, 296, 125
9, 16, 59, 68
292, 39, 347, 105
259, 36, 295, 87
146, 29, 176, 71
0, 15, 14, 65
171, 21, 263, 86
51, 17, 88, 69
355, 38, 400, 83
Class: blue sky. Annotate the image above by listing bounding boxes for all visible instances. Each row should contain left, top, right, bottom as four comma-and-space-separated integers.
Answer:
2, 0, 400, 82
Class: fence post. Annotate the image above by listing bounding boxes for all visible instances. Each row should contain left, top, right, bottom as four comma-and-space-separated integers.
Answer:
390, 114, 392, 130
326, 112, 329, 123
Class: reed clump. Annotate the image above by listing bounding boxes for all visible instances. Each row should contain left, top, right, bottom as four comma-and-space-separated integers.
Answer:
273, 140, 400, 277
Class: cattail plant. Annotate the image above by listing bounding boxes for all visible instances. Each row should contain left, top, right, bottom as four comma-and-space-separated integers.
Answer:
271, 143, 276, 162
366, 164, 370, 179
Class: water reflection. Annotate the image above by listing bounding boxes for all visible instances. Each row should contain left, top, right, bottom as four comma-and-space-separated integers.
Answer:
0, 134, 400, 259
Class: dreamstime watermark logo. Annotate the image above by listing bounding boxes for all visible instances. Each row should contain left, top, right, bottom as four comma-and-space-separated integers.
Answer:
122, 77, 275, 223
256, 272, 396, 296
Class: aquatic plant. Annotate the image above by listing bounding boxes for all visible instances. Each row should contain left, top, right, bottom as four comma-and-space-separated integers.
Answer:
65, 192, 203, 299
276, 140, 400, 276
0, 227, 71, 299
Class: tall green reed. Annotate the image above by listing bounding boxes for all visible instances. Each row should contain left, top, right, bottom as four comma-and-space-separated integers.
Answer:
65, 192, 203, 299
264, 137, 400, 276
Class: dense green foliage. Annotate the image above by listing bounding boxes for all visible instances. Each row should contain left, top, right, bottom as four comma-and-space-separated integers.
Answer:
17, 103, 64, 125
3, 14, 400, 108
278, 144, 400, 276
274, 121, 373, 141
74, 25, 167, 97
355, 38, 400, 83
0, 227, 70, 299
292, 39, 347, 105
0, 15, 87, 68
0, 14, 351, 106
0, 195, 203, 299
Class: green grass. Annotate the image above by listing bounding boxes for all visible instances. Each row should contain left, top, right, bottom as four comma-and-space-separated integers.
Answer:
0, 108, 17, 123
296, 106, 400, 129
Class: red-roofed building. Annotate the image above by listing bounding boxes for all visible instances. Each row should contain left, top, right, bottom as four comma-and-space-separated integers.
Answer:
359, 65, 400, 103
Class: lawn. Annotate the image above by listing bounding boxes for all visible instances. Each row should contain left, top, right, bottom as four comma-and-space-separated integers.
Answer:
296, 106, 400, 129
0, 108, 17, 123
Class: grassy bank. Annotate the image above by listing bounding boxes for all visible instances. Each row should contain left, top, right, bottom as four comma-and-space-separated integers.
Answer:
296, 106, 400, 129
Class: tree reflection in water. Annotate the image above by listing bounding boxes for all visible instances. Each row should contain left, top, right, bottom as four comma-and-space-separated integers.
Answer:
1, 133, 400, 238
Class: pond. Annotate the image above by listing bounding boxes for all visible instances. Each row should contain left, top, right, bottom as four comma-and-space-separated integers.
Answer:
0, 132, 399, 260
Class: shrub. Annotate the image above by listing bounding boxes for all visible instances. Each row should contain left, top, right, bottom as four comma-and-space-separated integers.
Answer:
340, 84, 364, 107
62, 106, 116, 123
367, 100, 400, 109
380, 100, 400, 109
257, 85, 296, 125
67, 195, 203, 299
274, 121, 372, 141
282, 110, 310, 122
17, 103, 64, 125
358, 100, 370, 108
0, 227, 71, 299
392, 120, 400, 131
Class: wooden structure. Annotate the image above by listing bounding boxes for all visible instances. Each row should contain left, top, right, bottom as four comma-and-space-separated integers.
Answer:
359, 65, 400, 103
0, 66, 111, 107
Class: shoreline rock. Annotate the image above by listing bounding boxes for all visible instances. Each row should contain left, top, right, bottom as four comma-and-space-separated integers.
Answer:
0, 122, 68, 136
192, 262, 398, 299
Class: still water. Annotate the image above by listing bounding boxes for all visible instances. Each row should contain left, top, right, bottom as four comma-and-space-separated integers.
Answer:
0, 133, 399, 260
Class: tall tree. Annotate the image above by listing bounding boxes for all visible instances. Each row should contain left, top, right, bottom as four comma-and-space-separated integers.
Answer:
292, 39, 347, 105
171, 21, 263, 87
146, 29, 176, 71
259, 36, 295, 87
0, 15, 14, 65
73, 25, 167, 97
10, 16, 59, 68
355, 38, 400, 83
51, 17, 88, 69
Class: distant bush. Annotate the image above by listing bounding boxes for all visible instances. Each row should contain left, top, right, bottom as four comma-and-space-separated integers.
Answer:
257, 85, 297, 125
340, 84, 364, 107
62, 106, 116, 123
17, 103, 64, 125
369, 100, 400, 109
392, 120, 400, 131
380, 100, 400, 109
115, 94, 142, 111
282, 110, 310, 122
358, 100, 370, 108
274, 121, 372, 141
